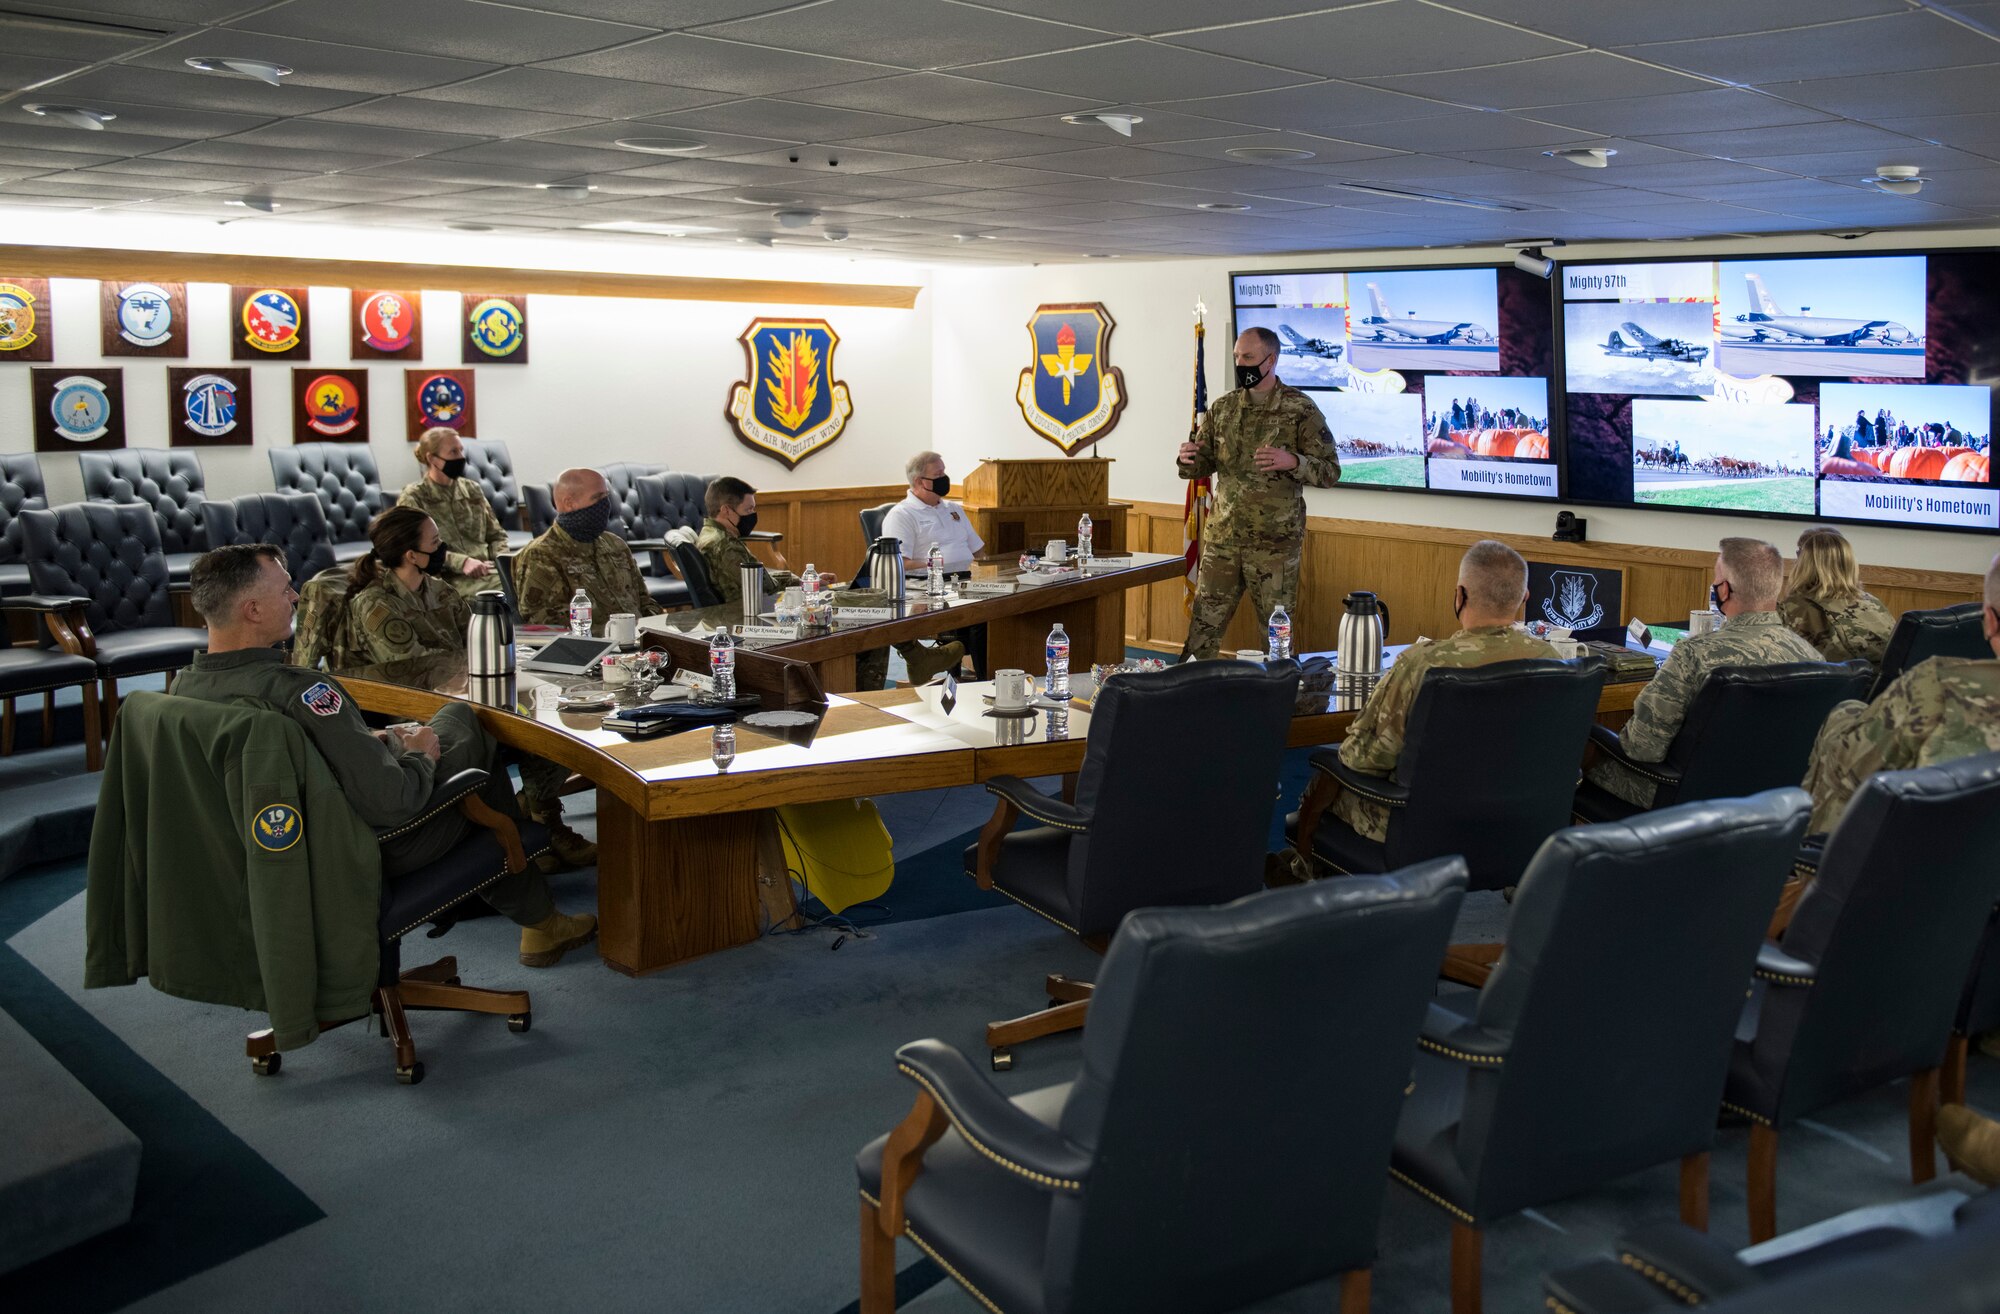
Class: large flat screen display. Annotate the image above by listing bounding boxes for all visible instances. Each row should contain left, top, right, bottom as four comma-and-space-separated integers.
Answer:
1561, 251, 1998, 532
1231, 264, 1557, 502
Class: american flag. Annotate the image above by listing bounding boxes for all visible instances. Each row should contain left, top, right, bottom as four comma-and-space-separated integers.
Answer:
1182, 305, 1210, 615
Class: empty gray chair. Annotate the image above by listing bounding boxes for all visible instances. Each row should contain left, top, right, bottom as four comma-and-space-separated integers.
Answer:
200, 492, 337, 590
459, 439, 531, 549
0, 453, 48, 598
269, 443, 383, 565
523, 483, 555, 535
1869, 603, 1990, 700
79, 449, 210, 585
856, 859, 1469, 1314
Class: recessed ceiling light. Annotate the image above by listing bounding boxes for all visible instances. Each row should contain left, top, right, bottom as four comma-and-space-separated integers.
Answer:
1082, 252, 1118, 258
21, 104, 115, 130
183, 57, 293, 87
1335, 182, 1523, 212
1226, 146, 1315, 162
773, 208, 820, 229
613, 136, 707, 155
224, 197, 280, 212
1197, 202, 1251, 211
951, 232, 999, 241
734, 193, 810, 207
823, 228, 850, 242
447, 221, 494, 232
738, 235, 775, 247
1060, 112, 1142, 138
583, 220, 724, 236
1542, 147, 1617, 168
534, 182, 596, 199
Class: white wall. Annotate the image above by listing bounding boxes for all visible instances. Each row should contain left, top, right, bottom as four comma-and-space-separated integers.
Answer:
931, 233, 2000, 576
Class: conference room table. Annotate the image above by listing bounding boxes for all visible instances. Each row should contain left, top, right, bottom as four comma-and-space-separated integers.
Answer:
336, 641, 1656, 976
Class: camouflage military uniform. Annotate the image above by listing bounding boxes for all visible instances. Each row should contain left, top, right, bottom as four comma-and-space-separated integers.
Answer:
1334, 625, 1558, 841
1179, 383, 1341, 659
346, 571, 470, 666
695, 517, 796, 605
1803, 656, 2000, 833
397, 476, 510, 601
1587, 610, 1824, 808
1778, 590, 1896, 668
512, 522, 661, 635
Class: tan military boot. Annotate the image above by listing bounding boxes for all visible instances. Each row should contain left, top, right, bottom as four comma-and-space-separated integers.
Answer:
519, 909, 598, 967
904, 640, 967, 685
519, 792, 599, 870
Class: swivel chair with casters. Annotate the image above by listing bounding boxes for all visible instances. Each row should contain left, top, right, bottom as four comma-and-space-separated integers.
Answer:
1722, 751, 2000, 1242
269, 442, 383, 565
966, 660, 1298, 1068
79, 449, 209, 586
1869, 602, 1990, 700
1390, 788, 1811, 1314
1574, 661, 1870, 823
856, 860, 1468, 1314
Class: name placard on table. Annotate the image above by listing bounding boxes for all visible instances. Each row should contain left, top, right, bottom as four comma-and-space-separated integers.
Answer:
959, 580, 1018, 597
1079, 556, 1134, 571
737, 623, 804, 641
835, 606, 896, 620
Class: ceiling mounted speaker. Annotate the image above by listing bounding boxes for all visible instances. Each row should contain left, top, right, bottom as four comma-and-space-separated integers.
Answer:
1060, 112, 1142, 137
1541, 147, 1617, 168
184, 56, 292, 86
1868, 165, 1929, 195
21, 103, 115, 130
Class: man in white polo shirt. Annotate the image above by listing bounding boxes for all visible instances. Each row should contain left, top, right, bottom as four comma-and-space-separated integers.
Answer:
880, 450, 986, 674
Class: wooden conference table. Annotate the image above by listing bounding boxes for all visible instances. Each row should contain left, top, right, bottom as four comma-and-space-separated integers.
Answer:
338, 637, 1654, 977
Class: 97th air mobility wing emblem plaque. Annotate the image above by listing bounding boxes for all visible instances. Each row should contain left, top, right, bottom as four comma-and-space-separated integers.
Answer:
725, 318, 853, 468
1016, 303, 1127, 455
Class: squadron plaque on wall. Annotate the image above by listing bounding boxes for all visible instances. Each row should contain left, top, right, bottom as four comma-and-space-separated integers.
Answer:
168, 367, 253, 447
463, 293, 527, 364
101, 281, 187, 357
292, 368, 370, 443
232, 285, 310, 361
1015, 302, 1127, 455
352, 288, 423, 360
32, 367, 124, 451
0, 278, 53, 362
405, 368, 476, 440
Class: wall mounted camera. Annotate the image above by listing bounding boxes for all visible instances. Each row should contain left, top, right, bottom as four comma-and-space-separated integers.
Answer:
1553, 510, 1587, 543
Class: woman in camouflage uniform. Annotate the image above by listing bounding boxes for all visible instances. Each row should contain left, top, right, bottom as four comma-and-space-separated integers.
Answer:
1778, 527, 1896, 668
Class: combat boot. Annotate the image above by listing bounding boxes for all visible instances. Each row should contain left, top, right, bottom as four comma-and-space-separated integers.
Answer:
904, 640, 967, 685
1939, 1103, 2000, 1186
518, 791, 599, 870
519, 909, 598, 967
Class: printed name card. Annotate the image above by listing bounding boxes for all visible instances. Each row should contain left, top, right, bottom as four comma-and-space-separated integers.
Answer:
835, 606, 896, 620
960, 580, 1018, 596
1080, 555, 1134, 570
671, 669, 716, 693
737, 623, 803, 641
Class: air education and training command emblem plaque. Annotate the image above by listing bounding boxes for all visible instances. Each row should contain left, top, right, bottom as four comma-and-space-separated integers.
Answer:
725, 318, 853, 469
1015, 302, 1127, 455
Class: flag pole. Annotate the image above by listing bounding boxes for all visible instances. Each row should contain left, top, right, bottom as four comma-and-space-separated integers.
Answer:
1182, 299, 1210, 621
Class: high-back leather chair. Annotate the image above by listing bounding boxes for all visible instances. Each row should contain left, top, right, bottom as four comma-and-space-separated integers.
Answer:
17, 503, 209, 732
79, 449, 210, 584
632, 470, 710, 540
1945, 903, 2000, 1107
1292, 657, 1606, 888
269, 443, 383, 563
851, 501, 898, 587
199, 492, 337, 590
1574, 662, 1870, 822
668, 539, 722, 610
1391, 788, 1811, 1314
856, 859, 1469, 1314
1723, 752, 2000, 1242
968, 660, 1300, 1066
0, 452, 49, 598
1869, 603, 1989, 700
601, 461, 666, 540
456, 439, 528, 547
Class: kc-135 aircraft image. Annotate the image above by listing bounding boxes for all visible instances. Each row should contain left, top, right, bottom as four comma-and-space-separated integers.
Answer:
1278, 324, 1343, 359
1604, 322, 1709, 364
1356, 282, 1495, 345
1720, 273, 1917, 346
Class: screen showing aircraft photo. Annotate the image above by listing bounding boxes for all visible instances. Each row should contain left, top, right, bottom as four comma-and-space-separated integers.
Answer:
1235, 305, 1350, 388
1307, 390, 1426, 488
1561, 249, 1999, 532
1347, 268, 1500, 374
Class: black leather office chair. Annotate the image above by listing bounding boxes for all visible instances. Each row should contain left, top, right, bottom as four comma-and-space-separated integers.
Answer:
1574, 662, 1870, 823
601, 461, 667, 540
1545, 1191, 2000, 1314
458, 439, 530, 548
1, 452, 50, 598
1869, 603, 1990, 700
0, 599, 102, 768
523, 483, 556, 535
856, 859, 1469, 1314
851, 502, 898, 588
1392, 788, 1811, 1314
17, 503, 209, 735
967, 660, 1299, 1067
631, 473, 703, 608
79, 449, 210, 586
1945, 902, 2000, 1108
269, 443, 383, 565
1722, 752, 2000, 1242
667, 539, 723, 610
199, 492, 337, 590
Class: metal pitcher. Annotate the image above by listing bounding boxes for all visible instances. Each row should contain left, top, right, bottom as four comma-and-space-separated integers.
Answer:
466, 589, 515, 677
868, 536, 907, 604
1336, 591, 1390, 675
739, 563, 765, 617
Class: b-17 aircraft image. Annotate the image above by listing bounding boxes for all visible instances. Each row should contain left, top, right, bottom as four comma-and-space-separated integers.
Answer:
1278, 324, 1343, 360
1722, 274, 1916, 347
1356, 283, 1495, 345
1605, 322, 1709, 365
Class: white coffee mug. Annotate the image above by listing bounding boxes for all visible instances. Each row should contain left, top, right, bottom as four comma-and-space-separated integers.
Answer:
994, 668, 1028, 708
1234, 649, 1269, 663
606, 612, 639, 647
1045, 539, 1067, 562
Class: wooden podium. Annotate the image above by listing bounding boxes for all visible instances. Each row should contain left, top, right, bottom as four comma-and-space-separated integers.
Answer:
961, 457, 1128, 556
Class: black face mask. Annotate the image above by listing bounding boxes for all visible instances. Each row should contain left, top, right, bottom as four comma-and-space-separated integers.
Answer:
1235, 353, 1272, 390
731, 510, 759, 537
1710, 582, 1729, 612
559, 497, 612, 544
439, 456, 467, 481
420, 546, 453, 577
926, 475, 950, 498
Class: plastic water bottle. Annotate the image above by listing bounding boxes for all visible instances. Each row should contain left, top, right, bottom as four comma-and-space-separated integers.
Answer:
709, 627, 736, 699
927, 543, 945, 599
1045, 622, 1070, 697
1076, 512, 1094, 562
710, 724, 736, 771
568, 588, 592, 637
1268, 604, 1293, 660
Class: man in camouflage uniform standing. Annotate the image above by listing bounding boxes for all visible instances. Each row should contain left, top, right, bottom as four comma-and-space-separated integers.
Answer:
1586, 537, 1824, 808
1177, 325, 1340, 660
396, 427, 510, 602
1325, 541, 1557, 844
513, 467, 661, 635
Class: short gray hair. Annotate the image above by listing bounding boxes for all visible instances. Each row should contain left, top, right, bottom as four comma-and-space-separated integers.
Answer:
189, 543, 286, 624
1719, 536, 1784, 605
905, 450, 943, 484
1459, 538, 1527, 613
1244, 325, 1280, 357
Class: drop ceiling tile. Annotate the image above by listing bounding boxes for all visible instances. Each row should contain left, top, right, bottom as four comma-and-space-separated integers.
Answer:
149, 140, 393, 172
84, 156, 323, 183
957, 41, 1314, 102
350, 158, 562, 186
501, 0, 797, 21
832, 197, 979, 216
13, 98, 271, 140
0, 194, 98, 209
1140, 132, 1406, 167
1366, 52, 1716, 110
876, 160, 1085, 188
32, 169, 230, 194
137, 31, 500, 94
1173, 83, 1461, 135
315, 96, 600, 138
223, 119, 484, 157
1530, 90, 1834, 137
1336, 112, 1584, 153
718, 145, 956, 174
1, 176, 169, 200
917, 187, 1070, 209
1748, 147, 1995, 180
1759, 64, 2000, 122
529, 122, 787, 160
1436, 0, 1905, 47
0, 123, 187, 160
641, 98, 930, 144
1162, 1, 1575, 79
538, 34, 897, 94
1630, 120, 1923, 159
429, 138, 655, 174
1876, 112, 2000, 155
232, 0, 653, 63
696, 0, 1109, 69
52, 64, 370, 117
997, 143, 1223, 177
786, 71, 1100, 121
1627, 12, 2000, 85
0, 53, 101, 96
1135, 161, 1348, 192
22, 1, 247, 23
1307, 153, 1524, 181
825, 122, 1083, 159
976, 105, 1267, 144
608, 157, 793, 184
409, 68, 729, 117
254, 174, 456, 200
0, 144, 112, 170
1651, 177, 1875, 204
